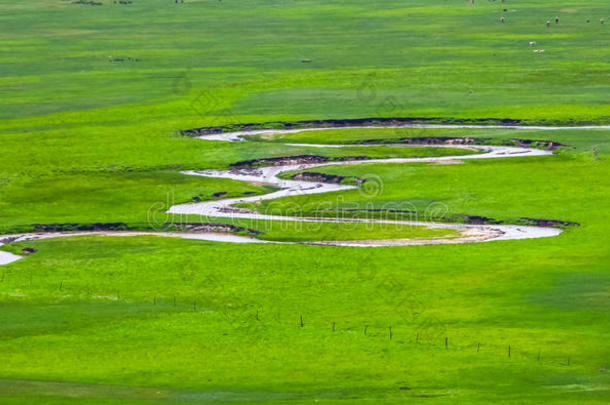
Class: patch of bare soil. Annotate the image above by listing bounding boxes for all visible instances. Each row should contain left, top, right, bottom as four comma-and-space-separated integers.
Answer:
33, 223, 129, 232
72, 0, 102, 5
307, 227, 503, 247
518, 217, 579, 228
399, 136, 478, 145
454, 214, 503, 225
512, 139, 564, 150
12, 222, 261, 237
230, 155, 369, 169
0, 236, 20, 244
428, 159, 464, 165
358, 136, 564, 150
21, 247, 36, 255
165, 223, 262, 235
217, 207, 256, 215
181, 117, 525, 136
290, 172, 365, 185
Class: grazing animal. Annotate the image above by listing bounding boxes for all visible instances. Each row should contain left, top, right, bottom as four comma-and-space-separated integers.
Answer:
529, 41, 536, 47
546, 20, 551, 27
555, 17, 559, 24
500, 17, 505, 23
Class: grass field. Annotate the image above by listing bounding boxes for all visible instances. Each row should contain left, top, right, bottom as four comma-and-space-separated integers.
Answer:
1, 0, 609, 404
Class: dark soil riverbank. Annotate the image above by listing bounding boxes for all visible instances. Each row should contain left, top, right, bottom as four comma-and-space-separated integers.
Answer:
180, 116, 608, 137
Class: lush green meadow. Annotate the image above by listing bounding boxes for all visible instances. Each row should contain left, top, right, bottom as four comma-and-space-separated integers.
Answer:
1, 0, 610, 404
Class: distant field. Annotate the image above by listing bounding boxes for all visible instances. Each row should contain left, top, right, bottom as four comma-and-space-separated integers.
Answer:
1, 0, 609, 124
1, 0, 609, 404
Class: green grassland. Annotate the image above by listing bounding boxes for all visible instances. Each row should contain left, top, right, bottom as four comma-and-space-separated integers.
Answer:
241, 127, 610, 226
1, 0, 610, 404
